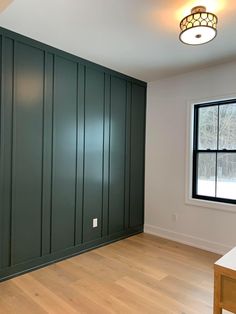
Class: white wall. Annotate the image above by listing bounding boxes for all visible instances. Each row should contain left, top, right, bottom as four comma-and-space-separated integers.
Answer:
145, 61, 236, 255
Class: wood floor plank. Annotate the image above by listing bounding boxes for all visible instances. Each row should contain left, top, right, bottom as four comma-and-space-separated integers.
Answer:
13, 275, 78, 314
0, 233, 221, 313
0, 281, 46, 314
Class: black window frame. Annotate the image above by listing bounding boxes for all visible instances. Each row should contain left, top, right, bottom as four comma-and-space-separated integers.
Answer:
192, 99, 236, 205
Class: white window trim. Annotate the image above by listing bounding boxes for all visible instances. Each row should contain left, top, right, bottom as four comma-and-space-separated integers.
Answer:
185, 93, 236, 213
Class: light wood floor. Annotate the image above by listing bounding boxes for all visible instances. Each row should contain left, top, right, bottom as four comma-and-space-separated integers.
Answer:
0, 233, 225, 314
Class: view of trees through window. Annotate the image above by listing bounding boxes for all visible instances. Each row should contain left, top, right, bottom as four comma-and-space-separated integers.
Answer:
193, 102, 236, 202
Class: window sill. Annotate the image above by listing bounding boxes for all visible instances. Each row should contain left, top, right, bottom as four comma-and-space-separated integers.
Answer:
185, 197, 236, 213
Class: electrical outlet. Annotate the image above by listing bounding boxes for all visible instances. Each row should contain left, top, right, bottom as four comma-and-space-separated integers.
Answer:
172, 213, 178, 222
93, 218, 98, 228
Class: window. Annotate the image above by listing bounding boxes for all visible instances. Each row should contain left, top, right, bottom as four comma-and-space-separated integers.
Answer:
193, 99, 236, 204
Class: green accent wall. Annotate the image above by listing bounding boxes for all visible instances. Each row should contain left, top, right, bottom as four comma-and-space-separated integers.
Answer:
0, 27, 146, 281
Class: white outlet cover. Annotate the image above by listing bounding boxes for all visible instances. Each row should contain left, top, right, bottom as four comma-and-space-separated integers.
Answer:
93, 218, 98, 228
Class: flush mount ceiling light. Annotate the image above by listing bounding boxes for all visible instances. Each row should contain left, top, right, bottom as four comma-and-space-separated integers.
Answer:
179, 6, 218, 45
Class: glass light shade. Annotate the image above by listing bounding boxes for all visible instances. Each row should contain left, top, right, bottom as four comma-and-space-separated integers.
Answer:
179, 6, 218, 45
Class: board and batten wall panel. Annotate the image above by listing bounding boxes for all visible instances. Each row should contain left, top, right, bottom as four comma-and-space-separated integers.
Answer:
109, 76, 127, 234
0, 37, 13, 269
12, 42, 44, 265
130, 84, 146, 228
83, 67, 105, 243
0, 26, 146, 281
51, 56, 77, 252
41, 52, 54, 256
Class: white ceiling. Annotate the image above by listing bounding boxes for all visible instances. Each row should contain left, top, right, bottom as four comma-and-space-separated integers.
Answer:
0, 0, 236, 82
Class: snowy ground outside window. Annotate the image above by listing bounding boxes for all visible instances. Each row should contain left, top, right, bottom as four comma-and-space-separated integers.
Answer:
198, 179, 236, 199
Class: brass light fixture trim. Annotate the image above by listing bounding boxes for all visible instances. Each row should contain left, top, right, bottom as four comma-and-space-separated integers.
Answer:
179, 5, 218, 45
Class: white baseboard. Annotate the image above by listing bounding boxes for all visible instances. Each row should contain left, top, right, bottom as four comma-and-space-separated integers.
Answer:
144, 224, 232, 255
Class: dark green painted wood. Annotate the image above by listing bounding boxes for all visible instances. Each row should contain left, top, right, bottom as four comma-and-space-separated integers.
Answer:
83, 67, 105, 243
51, 56, 77, 252
41, 53, 53, 256
129, 83, 146, 227
108, 76, 127, 234
0, 37, 14, 268
12, 42, 44, 265
124, 82, 132, 229
0, 26, 146, 281
0, 35, 5, 268
0, 35, 2, 267
75, 64, 85, 245
102, 73, 111, 237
